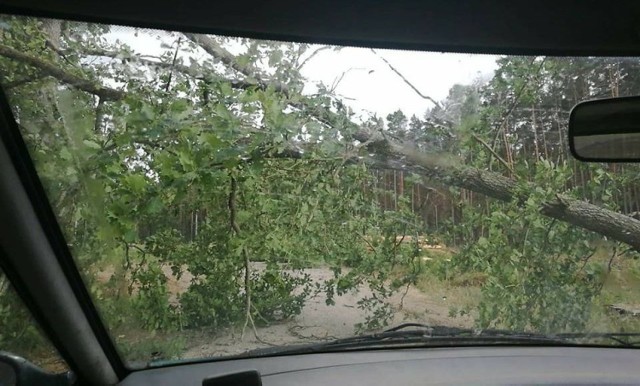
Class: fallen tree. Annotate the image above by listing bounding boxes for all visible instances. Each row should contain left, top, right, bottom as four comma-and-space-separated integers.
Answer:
353, 130, 640, 251
2, 33, 640, 253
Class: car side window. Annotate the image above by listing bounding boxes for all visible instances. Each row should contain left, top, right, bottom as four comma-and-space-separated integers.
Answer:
0, 267, 69, 373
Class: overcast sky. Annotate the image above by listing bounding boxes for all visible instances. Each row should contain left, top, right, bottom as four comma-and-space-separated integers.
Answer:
301, 48, 497, 120
111, 27, 498, 121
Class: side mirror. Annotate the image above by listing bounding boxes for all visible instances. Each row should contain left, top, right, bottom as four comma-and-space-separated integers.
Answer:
569, 96, 640, 162
0, 351, 75, 386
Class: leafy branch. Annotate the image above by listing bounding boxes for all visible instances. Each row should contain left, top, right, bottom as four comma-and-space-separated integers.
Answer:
4, 31, 640, 253
228, 173, 268, 343
0, 43, 125, 100
184, 33, 291, 97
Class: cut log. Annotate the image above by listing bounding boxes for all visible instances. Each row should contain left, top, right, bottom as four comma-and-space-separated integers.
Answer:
608, 304, 640, 317
362, 235, 445, 252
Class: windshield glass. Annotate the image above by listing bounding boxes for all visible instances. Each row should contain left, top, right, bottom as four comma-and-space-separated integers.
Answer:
3, 15, 640, 366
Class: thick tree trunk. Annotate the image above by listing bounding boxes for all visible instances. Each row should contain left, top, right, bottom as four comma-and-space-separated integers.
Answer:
354, 130, 640, 250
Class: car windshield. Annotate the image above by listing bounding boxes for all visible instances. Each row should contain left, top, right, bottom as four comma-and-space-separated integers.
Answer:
3, 15, 640, 367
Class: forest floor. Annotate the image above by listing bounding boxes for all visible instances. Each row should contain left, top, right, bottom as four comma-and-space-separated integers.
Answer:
179, 261, 478, 359
92, 248, 480, 361
29, 247, 640, 370
95, 246, 640, 363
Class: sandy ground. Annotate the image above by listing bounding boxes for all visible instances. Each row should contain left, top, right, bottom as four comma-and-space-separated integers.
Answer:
96, 260, 475, 359
180, 265, 474, 359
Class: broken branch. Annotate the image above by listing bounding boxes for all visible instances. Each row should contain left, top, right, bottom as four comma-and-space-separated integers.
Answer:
0, 44, 125, 100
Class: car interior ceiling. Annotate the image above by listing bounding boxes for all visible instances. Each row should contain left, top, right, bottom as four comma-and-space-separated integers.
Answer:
2, 0, 640, 56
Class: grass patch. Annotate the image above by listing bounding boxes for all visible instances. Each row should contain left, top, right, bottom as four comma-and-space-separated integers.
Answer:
116, 329, 186, 365
392, 244, 640, 334
415, 270, 482, 320
390, 248, 482, 323
584, 249, 640, 333
450, 272, 488, 287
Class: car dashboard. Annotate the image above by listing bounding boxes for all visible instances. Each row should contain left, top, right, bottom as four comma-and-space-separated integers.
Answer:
120, 346, 640, 385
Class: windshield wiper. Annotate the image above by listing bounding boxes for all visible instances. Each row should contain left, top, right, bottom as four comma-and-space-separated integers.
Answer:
554, 332, 640, 347
238, 324, 640, 358
385, 323, 640, 347
240, 323, 572, 358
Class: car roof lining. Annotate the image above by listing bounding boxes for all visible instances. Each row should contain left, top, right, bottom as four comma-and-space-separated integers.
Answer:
1, 0, 640, 56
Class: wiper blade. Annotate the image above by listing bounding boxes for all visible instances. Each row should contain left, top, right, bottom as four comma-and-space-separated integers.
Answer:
383, 323, 566, 341
384, 322, 458, 333
240, 325, 640, 359
387, 324, 640, 347
555, 332, 640, 347
241, 324, 569, 357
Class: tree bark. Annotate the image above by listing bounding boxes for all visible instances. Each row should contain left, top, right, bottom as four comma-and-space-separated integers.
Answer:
0, 44, 124, 101
353, 130, 640, 250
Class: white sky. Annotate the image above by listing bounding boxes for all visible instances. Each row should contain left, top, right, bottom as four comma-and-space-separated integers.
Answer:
301, 48, 497, 119
110, 27, 498, 121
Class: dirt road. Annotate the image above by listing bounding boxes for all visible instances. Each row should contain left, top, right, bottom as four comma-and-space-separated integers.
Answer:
181, 266, 474, 358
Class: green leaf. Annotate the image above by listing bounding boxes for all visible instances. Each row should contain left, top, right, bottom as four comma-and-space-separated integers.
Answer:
141, 104, 156, 120
147, 197, 164, 214
82, 139, 102, 150
200, 133, 222, 149
124, 174, 147, 194
123, 228, 137, 243
59, 147, 73, 161
177, 150, 195, 170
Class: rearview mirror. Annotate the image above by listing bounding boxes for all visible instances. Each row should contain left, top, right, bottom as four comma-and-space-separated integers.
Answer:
569, 96, 640, 162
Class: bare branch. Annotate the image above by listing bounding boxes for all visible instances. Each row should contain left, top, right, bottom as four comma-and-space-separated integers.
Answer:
488, 57, 546, 168
94, 97, 105, 132
184, 33, 291, 96
471, 133, 515, 176
164, 37, 183, 92
78, 47, 271, 93
185, 33, 257, 78
330, 67, 369, 92
0, 44, 125, 101
81, 48, 202, 77
297, 46, 332, 70
371, 48, 441, 108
